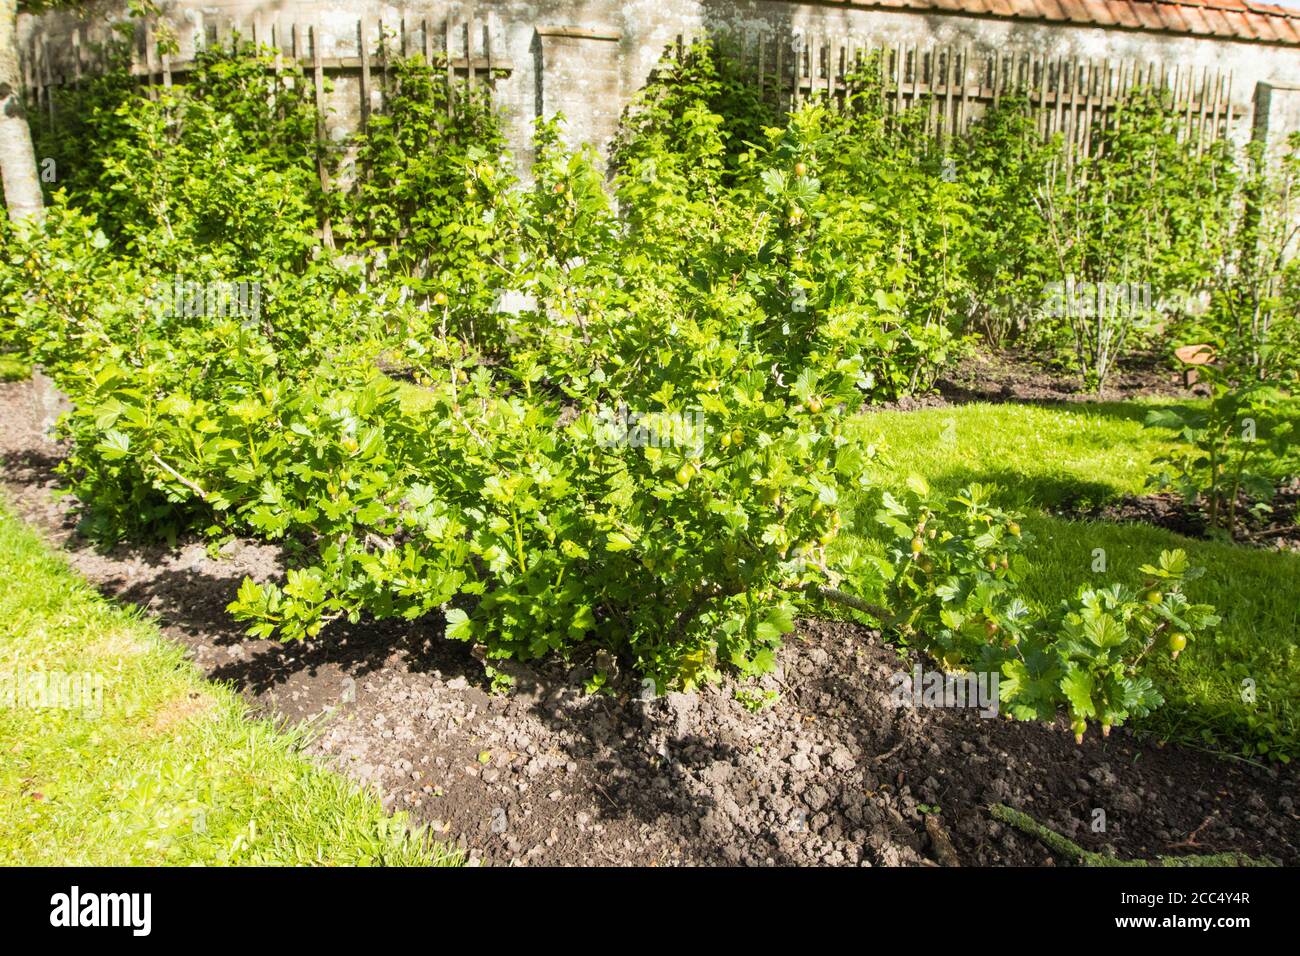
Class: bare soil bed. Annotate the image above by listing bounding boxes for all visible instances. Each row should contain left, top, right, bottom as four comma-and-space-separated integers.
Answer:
1065, 483, 1300, 553
877, 347, 1198, 412
2, 377, 1296, 867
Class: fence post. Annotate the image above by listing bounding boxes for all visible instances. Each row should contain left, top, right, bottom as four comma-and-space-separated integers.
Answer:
312, 18, 334, 250
359, 14, 371, 129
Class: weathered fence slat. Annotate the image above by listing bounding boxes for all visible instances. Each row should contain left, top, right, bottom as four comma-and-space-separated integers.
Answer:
359, 13, 372, 129
445, 17, 455, 115
312, 17, 334, 250
25, 13, 512, 100
706, 35, 1249, 155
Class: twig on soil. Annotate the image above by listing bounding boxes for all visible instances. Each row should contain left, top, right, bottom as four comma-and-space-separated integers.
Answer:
1171, 739, 1272, 771
1258, 525, 1300, 537
989, 803, 1276, 867
872, 740, 906, 765
924, 814, 961, 867
592, 781, 619, 810
1168, 813, 1217, 850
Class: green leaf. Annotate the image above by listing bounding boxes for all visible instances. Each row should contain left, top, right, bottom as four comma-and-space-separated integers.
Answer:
1059, 669, 1097, 719
445, 608, 473, 641
606, 532, 635, 552
96, 429, 131, 460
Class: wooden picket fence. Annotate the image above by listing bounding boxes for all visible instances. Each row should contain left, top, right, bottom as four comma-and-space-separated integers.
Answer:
20, 11, 512, 128
681, 33, 1247, 162
21, 16, 1250, 166
22, 12, 512, 248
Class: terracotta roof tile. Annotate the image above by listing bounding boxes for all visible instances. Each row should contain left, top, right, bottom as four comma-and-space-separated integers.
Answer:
1106, 0, 1143, 26
1197, 1, 1298, 41
1154, 3, 1192, 30
1219, 10, 1258, 37
1178, 5, 1215, 32
842, 1, 1300, 45
1200, 8, 1238, 36
1132, 2, 1167, 27
1005, 0, 1042, 17
1268, 12, 1300, 40
1079, 0, 1119, 24
1033, 0, 1072, 20
1243, 9, 1282, 39
1057, 0, 1092, 21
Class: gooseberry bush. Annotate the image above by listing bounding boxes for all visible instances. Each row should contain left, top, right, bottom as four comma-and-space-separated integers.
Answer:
865, 481, 1217, 738
0, 38, 1221, 741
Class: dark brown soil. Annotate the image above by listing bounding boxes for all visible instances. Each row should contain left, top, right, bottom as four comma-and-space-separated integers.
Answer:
878, 347, 1202, 411
1069, 483, 1300, 553
2, 377, 1297, 867
1085, 492, 1210, 539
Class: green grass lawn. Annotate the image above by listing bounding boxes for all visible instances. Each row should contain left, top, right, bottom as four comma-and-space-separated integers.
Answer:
853, 400, 1185, 510
847, 400, 1300, 762
0, 501, 459, 866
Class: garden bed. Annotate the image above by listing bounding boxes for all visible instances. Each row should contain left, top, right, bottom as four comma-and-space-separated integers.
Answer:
3, 375, 1296, 867
929, 348, 1199, 408
1071, 483, 1300, 553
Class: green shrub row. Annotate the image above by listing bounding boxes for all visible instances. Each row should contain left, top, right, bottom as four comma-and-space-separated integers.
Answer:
0, 38, 1227, 742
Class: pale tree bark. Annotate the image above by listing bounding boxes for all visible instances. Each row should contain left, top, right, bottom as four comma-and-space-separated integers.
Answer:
0, 0, 44, 223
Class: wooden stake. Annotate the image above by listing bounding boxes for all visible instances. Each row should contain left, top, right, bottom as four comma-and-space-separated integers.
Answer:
1196, 67, 1210, 155
775, 37, 784, 112
892, 43, 902, 121
143, 23, 158, 101
1208, 70, 1224, 145
790, 35, 800, 108
359, 14, 372, 129
464, 9, 476, 95
444, 15, 454, 115
72, 26, 82, 89
959, 45, 971, 135
943, 46, 956, 141
312, 18, 334, 249
1036, 56, 1048, 139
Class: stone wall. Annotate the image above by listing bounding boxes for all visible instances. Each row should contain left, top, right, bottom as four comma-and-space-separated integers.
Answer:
18, 1, 1300, 166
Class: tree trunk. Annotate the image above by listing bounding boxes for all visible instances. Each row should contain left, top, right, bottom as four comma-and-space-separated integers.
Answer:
0, 0, 44, 223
